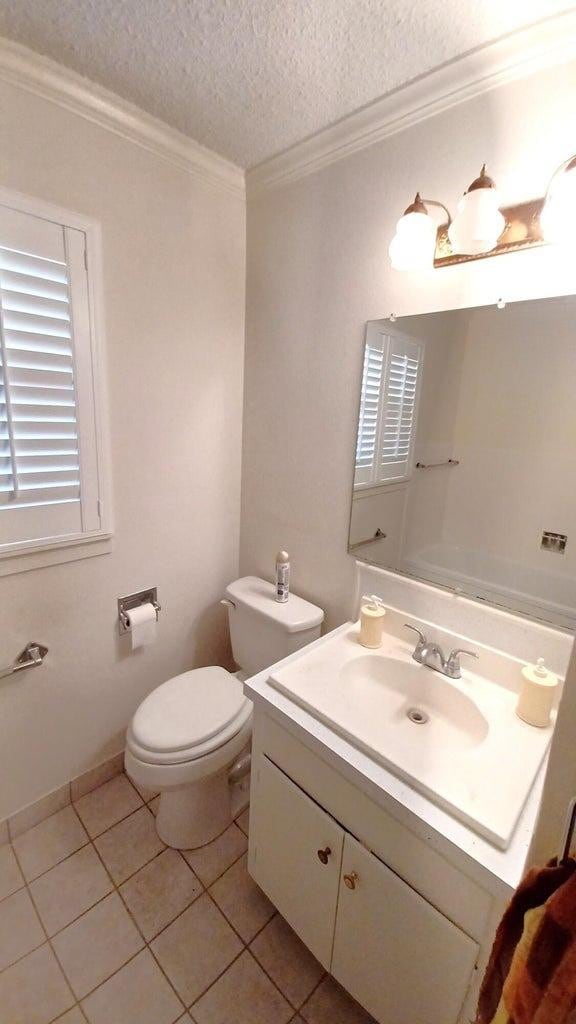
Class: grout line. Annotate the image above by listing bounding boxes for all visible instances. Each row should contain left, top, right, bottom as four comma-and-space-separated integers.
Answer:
9, 840, 77, 1015
1, 785, 292, 1023
87, 823, 189, 1016
73, 783, 145, 840
185, 942, 247, 1010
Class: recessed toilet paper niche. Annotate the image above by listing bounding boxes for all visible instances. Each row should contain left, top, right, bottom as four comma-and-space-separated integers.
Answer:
118, 587, 161, 638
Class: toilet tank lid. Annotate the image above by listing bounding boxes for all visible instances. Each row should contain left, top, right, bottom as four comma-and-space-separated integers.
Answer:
225, 576, 324, 633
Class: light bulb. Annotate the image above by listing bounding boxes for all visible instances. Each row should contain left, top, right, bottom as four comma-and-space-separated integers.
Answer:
388, 195, 436, 271
448, 166, 505, 256
541, 159, 576, 246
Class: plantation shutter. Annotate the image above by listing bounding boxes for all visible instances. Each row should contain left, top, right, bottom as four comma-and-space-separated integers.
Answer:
355, 333, 385, 485
379, 335, 422, 482
0, 203, 101, 551
355, 329, 423, 488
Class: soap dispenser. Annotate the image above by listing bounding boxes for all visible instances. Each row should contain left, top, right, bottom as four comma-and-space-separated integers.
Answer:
359, 595, 386, 648
516, 658, 558, 728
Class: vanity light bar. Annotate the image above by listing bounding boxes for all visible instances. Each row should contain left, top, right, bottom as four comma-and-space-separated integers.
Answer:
434, 197, 544, 267
391, 152, 576, 270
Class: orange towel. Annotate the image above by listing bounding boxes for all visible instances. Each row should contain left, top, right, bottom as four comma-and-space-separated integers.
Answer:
477, 857, 576, 1024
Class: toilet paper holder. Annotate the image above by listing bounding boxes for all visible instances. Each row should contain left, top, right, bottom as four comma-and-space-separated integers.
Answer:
118, 588, 161, 636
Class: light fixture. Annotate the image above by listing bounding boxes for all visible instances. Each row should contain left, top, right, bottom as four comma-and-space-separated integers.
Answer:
447, 165, 505, 256
388, 194, 437, 271
541, 155, 576, 246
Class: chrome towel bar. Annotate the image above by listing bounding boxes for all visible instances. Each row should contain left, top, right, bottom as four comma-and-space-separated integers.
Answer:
349, 528, 387, 550
415, 458, 460, 470
0, 642, 49, 681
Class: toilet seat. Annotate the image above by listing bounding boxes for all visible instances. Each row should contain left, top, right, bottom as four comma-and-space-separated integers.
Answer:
126, 666, 251, 766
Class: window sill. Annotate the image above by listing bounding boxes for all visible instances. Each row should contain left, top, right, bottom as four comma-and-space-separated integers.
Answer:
0, 532, 113, 577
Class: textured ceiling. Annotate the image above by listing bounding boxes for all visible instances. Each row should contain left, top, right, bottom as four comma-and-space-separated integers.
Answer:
0, 0, 572, 168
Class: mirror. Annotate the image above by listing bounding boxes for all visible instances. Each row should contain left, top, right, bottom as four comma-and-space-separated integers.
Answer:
348, 296, 576, 629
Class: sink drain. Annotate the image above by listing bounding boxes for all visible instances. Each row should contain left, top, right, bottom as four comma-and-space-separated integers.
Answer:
407, 707, 429, 725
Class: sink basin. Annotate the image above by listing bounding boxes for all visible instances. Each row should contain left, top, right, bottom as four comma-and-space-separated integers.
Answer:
269, 626, 554, 849
340, 655, 489, 754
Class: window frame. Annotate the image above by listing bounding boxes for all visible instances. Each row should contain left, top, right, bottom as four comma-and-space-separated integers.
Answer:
0, 186, 112, 573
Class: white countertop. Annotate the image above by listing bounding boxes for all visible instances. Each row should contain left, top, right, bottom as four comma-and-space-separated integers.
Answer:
244, 621, 545, 898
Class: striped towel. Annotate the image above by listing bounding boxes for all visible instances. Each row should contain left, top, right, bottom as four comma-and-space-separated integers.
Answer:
477, 857, 576, 1024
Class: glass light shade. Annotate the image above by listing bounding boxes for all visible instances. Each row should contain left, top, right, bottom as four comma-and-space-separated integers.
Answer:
541, 164, 576, 245
448, 188, 505, 256
388, 210, 436, 271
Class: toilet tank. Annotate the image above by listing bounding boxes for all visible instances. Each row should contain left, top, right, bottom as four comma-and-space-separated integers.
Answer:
224, 576, 324, 677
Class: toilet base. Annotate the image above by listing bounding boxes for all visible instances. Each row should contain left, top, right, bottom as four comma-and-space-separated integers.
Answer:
156, 770, 231, 849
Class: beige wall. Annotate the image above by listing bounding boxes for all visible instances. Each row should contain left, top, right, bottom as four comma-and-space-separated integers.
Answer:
242, 58, 576, 629
0, 82, 246, 819
242, 60, 576, 863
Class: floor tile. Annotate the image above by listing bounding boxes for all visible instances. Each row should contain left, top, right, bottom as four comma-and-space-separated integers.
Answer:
82, 949, 183, 1024
120, 848, 202, 940
131, 779, 160, 802
0, 819, 8, 845
94, 805, 164, 884
71, 755, 125, 801
30, 844, 112, 936
74, 774, 142, 837
55, 1008, 87, 1023
0, 842, 24, 900
192, 950, 292, 1024
151, 892, 242, 1005
183, 824, 247, 887
9, 784, 70, 840
209, 853, 274, 942
300, 976, 376, 1024
0, 888, 45, 970
235, 808, 250, 836
150, 795, 160, 816
250, 914, 324, 1008
13, 805, 88, 881
0, 943, 74, 1024
52, 891, 144, 999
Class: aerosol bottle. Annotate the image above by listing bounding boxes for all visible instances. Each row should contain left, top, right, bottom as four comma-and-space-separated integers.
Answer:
275, 550, 290, 603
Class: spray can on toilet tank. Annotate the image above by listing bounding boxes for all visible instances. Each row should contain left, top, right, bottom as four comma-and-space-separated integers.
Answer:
275, 550, 290, 603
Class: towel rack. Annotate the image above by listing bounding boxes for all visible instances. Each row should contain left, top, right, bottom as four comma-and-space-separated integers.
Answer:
0, 642, 49, 682
349, 528, 387, 551
415, 459, 460, 470
559, 797, 576, 863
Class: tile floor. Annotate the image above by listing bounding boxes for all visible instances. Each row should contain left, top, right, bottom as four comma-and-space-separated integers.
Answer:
0, 772, 375, 1024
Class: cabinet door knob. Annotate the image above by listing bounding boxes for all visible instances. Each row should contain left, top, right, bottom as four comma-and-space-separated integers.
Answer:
317, 847, 331, 865
343, 871, 358, 890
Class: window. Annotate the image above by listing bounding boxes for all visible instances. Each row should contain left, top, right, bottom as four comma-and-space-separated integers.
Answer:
355, 327, 423, 488
0, 193, 108, 560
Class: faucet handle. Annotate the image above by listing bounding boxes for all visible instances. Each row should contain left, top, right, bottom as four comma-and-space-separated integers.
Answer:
404, 624, 428, 664
446, 648, 478, 678
403, 623, 427, 644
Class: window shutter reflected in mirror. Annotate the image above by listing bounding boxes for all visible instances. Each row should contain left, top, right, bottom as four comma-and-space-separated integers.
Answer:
355, 331, 423, 489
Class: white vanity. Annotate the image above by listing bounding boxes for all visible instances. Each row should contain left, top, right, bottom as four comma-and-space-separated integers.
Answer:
244, 607, 559, 1024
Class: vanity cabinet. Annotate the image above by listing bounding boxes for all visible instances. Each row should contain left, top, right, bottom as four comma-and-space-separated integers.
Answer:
250, 755, 480, 1024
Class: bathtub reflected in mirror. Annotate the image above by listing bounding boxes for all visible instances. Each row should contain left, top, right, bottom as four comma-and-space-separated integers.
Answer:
348, 296, 576, 629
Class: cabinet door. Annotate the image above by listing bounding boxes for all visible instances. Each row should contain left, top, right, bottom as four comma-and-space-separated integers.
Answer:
332, 833, 479, 1024
249, 756, 344, 967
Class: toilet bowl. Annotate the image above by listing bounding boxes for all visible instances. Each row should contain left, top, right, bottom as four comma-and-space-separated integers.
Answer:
125, 576, 323, 849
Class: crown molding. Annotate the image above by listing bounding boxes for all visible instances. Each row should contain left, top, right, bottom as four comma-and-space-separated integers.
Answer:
0, 37, 245, 198
247, 11, 576, 195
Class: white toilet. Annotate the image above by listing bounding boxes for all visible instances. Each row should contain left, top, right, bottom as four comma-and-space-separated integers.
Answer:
125, 576, 323, 849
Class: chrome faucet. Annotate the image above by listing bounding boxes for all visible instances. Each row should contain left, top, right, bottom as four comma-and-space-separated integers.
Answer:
404, 624, 478, 680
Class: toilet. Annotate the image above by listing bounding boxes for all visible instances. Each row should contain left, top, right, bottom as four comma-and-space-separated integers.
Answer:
125, 576, 323, 849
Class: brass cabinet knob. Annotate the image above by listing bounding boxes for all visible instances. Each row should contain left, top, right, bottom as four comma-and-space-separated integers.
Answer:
317, 847, 331, 865
343, 871, 358, 890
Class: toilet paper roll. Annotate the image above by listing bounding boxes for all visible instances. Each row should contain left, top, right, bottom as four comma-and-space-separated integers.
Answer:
126, 602, 157, 650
